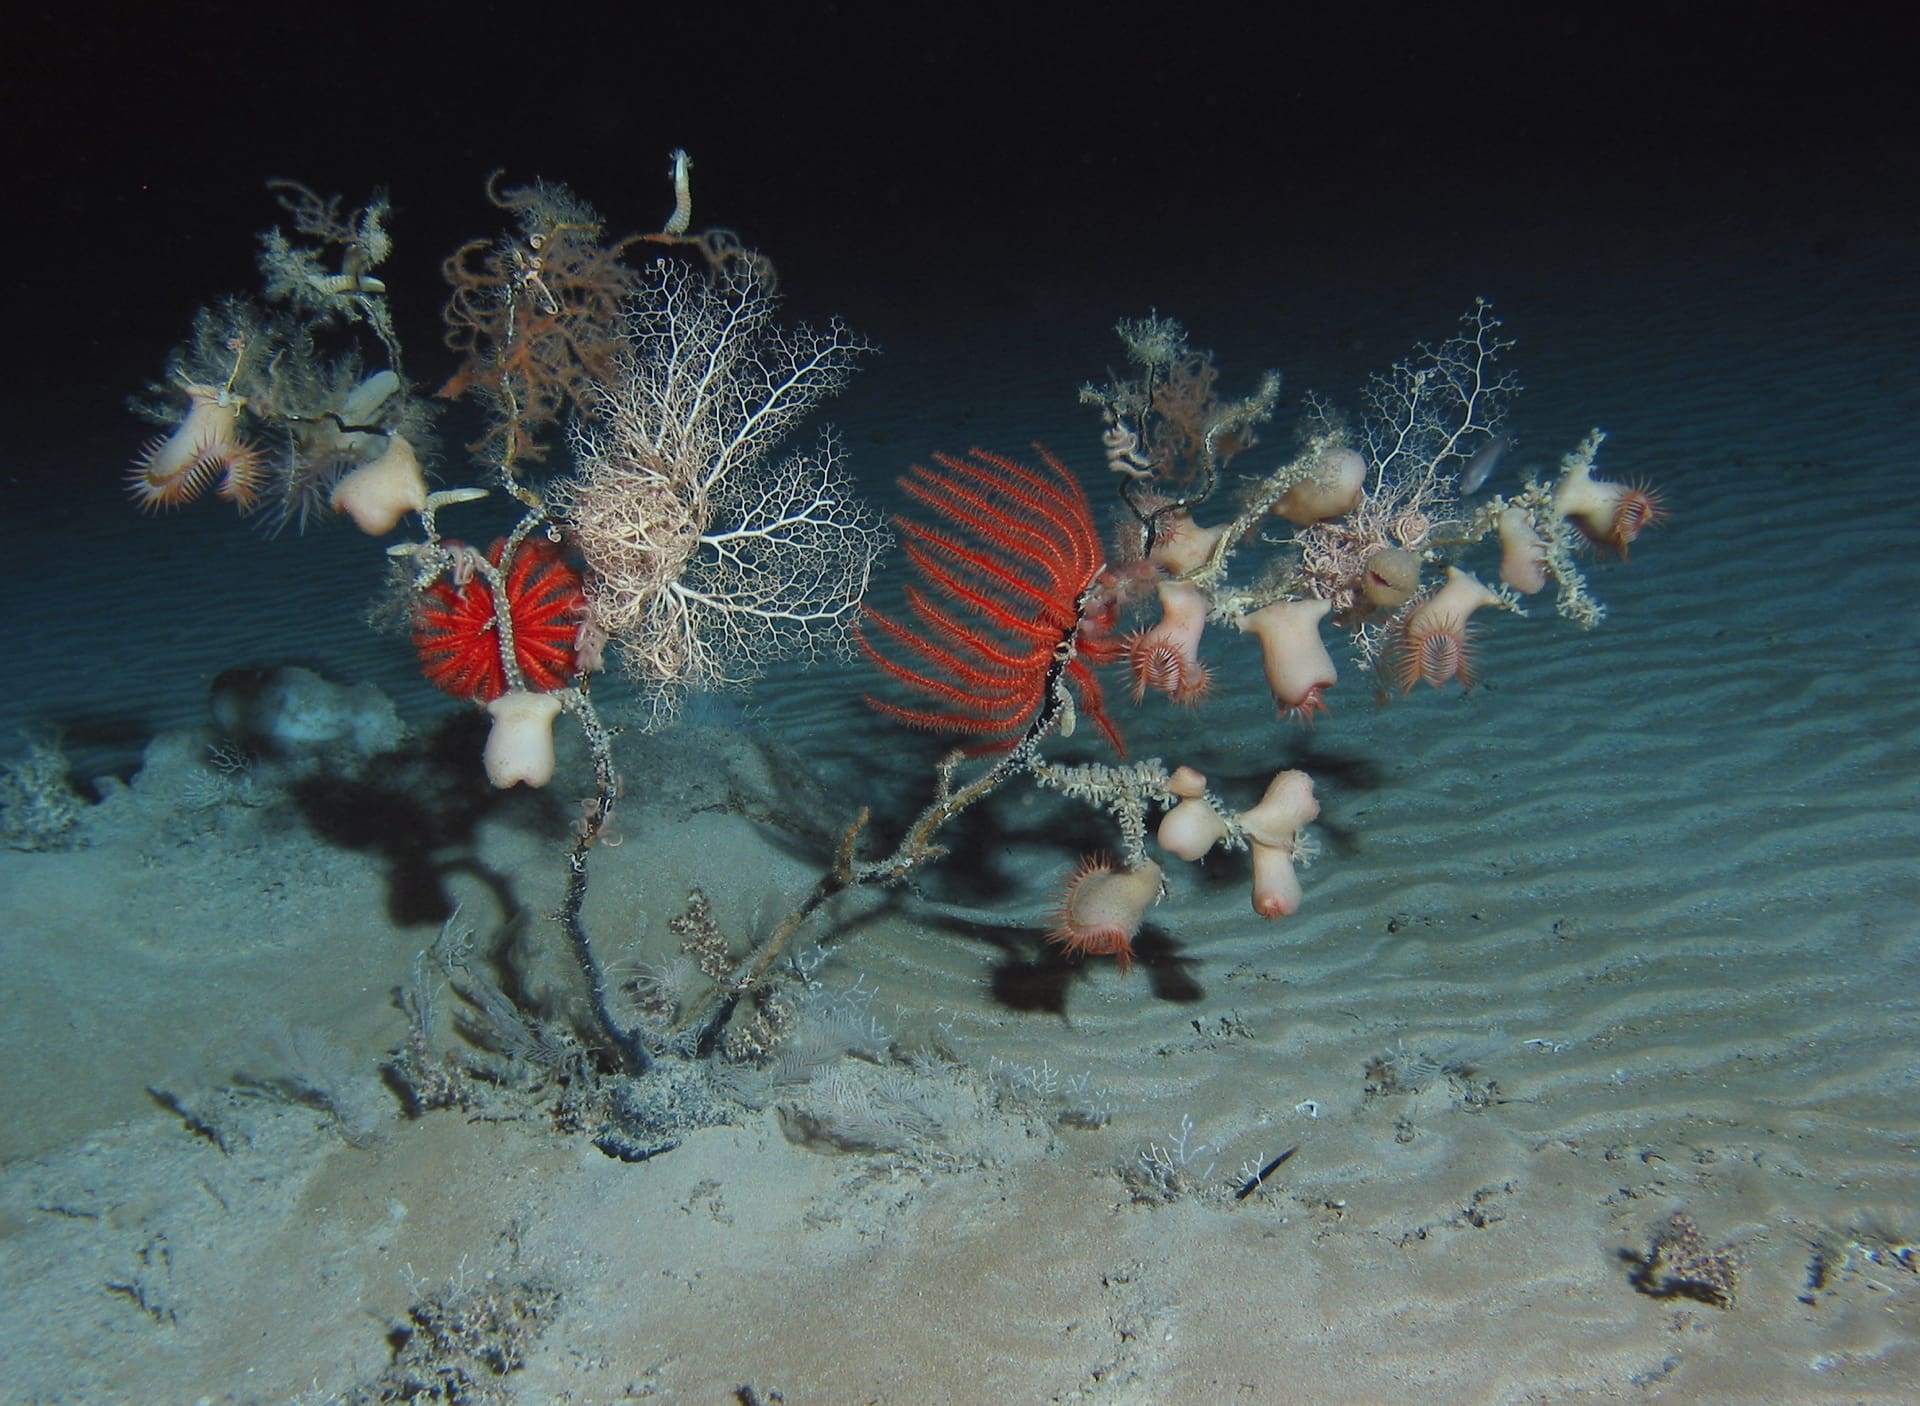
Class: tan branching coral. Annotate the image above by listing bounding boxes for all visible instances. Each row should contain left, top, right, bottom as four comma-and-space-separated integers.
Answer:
558, 257, 887, 726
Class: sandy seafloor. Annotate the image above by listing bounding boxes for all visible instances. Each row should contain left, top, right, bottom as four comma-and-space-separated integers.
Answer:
1, 201, 1917, 1406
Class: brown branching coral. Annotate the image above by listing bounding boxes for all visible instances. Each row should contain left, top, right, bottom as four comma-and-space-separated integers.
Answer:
1134, 336, 1262, 488
439, 174, 644, 466
1082, 314, 1282, 556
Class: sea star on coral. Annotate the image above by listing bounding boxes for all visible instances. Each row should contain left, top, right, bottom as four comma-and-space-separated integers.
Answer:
413, 537, 584, 702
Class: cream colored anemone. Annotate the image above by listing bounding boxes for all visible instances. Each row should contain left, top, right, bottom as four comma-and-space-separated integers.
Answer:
1238, 597, 1337, 723
1156, 766, 1230, 861
1048, 856, 1164, 973
483, 690, 564, 788
1275, 446, 1366, 526
332, 434, 428, 535
1238, 770, 1319, 918
1497, 506, 1549, 594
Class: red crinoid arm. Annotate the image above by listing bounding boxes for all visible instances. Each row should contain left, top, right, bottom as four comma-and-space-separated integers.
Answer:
859, 602, 1047, 738
900, 449, 1101, 606
906, 450, 1101, 617
900, 537, 1072, 643
414, 580, 508, 702
857, 446, 1122, 754
874, 588, 1049, 700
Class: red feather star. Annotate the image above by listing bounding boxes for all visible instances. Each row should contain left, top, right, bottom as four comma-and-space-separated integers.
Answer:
857, 446, 1124, 754
413, 536, 585, 703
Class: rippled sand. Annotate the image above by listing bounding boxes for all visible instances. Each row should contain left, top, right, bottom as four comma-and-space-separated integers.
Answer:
3, 225, 1916, 1403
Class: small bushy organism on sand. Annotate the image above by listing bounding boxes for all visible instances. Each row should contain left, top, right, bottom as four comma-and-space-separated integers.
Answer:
0, 734, 85, 851
1626, 1210, 1743, 1308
